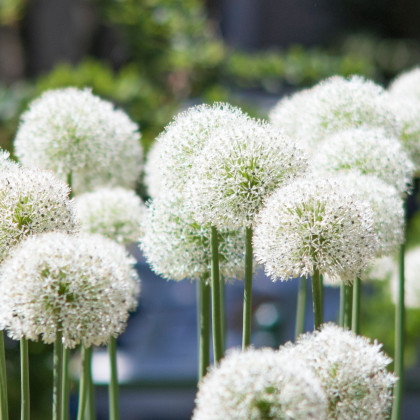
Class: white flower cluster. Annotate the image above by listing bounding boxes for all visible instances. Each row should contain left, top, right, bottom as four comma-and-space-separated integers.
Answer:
187, 120, 307, 229
0, 150, 19, 172
193, 347, 327, 420
270, 76, 400, 151
311, 127, 413, 196
253, 178, 378, 284
156, 103, 250, 194
140, 194, 245, 282
0, 166, 76, 262
283, 324, 397, 420
14, 87, 143, 194
75, 187, 145, 245
144, 140, 164, 198
389, 67, 420, 102
0, 232, 139, 348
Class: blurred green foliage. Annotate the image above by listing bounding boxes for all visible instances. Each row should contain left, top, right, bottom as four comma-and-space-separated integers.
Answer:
0, 0, 25, 24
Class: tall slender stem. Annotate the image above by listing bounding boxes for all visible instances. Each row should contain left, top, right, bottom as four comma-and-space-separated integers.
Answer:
319, 274, 324, 323
220, 276, 226, 350
344, 283, 353, 329
242, 227, 253, 349
0, 331, 9, 420
109, 337, 119, 420
197, 278, 211, 381
352, 277, 361, 334
391, 242, 405, 420
61, 348, 69, 420
210, 226, 224, 363
339, 283, 346, 327
87, 362, 96, 420
77, 347, 91, 420
311, 270, 323, 330
53, 331, 63, 420
295, 277, 307, 339
20, 338, 30, 420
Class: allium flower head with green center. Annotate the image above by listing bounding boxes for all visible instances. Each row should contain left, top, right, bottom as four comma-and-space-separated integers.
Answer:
186, 119, 307, 230
75, 187, 145, 245
253, 178, 378, 284
270, 76, 401, 151
281, 324, 397, 420
0, 166, 77, 262
389, 67, 420, 102
0, 232, 139, 348
157, 102, 250, 194
193, 347, 327, 420
311, 127, 414, 197
140, 193, 245, 282
14, 87, 143, 194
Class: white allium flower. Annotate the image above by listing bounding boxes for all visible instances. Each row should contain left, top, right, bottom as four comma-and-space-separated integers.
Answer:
144, 140, 164, 198
140, 194, 245, 282
14, 87, 143, 194
187, 119, 307, 229
0, 232, 139, 348
193, 347, 327, 420
253, 178, 378, 284
270, 76, 401, 151
366, 255, 396, 282
157, 102, 250, 193
0, 167, 77, 263
391, 246, 420, 308
0, 150, 19, 171
327, 172, 404, 257
389, 67, 420, 102
311, 127, 414, 196
75, 187, 145, 245
282, 324, 397, 420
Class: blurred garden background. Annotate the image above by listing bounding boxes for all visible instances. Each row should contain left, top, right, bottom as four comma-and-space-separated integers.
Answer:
2, 0, 420, 419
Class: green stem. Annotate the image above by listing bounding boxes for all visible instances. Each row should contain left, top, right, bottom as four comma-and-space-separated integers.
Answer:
197, 278, 211, 381
0, 331, 9, 420
242, 227, 253, 349
220, 276, 226, 350
344, 283, 353, 330
352, 277, 361, 334
339, 283, 346, 327
53, 331, 63, 420
391, 242, 405, 420
109, 337, 119, 420
67, 172, 73, 199
61, 348, 69, 420
295, 277, 307, 339
320, 275, 324, 320
87, 364, 96, 420
311, 270, 323, 330
20, 338, 30, 420
210, 226, 224, 363
77, 347, 91, 420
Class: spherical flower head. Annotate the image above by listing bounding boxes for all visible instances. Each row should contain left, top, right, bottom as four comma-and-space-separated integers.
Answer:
253, 178, 378, 284
193, 347, 327, 420
270, 76, 401, 151
389, 67, 420, 102
75, 187, 145, 245
14, 87, 143, 194
139, 193, 245, 282
328, 172, 404, 257
157, 102, 250, 194
144, 140, 164, 198
283, 324, 397, 420
186, 119, 307, 230
391, 246, 420, 308
311, 127, 414, 197
0, 232, 140, 347
0, 167, 77, 263
0, 149, 19, 172
366, 255, 396, 282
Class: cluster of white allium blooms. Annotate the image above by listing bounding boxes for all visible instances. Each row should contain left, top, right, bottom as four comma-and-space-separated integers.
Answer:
0, 167, 76, 262
193, 347, 327, 420
0, 150, 19, 171
391, 247, 420, 308
282, 324, 397, 420
0, 232, 139, 348
187, 120, 307, 229
366, 255, 396, 282
75, 187, 145, 245
157, 103, 250, 193
389, 67, 420, 102
140, 194, 245, 282
270, 76, 401, 150
311, 127, 414, 196
14, 87, 143, 194
253, 178, 378, 284
327, 172, 404, 257
144, 140, 164, 198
